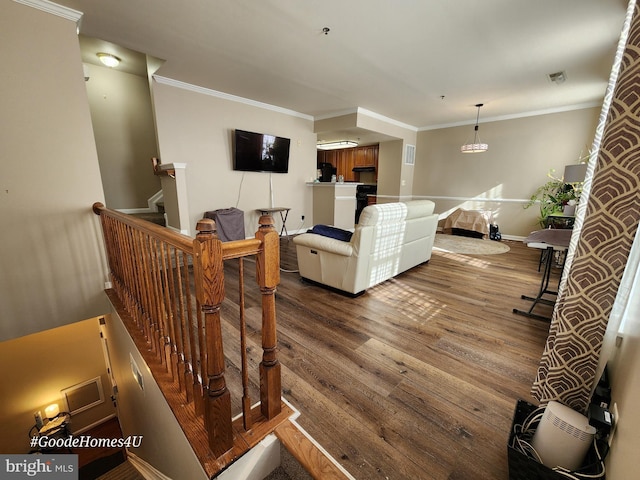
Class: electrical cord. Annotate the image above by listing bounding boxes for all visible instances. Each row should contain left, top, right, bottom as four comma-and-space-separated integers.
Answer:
510, 404, 606, 480
510, 406, 545, 464
235, 172, 246, 208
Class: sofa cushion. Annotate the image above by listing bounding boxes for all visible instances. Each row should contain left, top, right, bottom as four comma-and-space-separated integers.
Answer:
293, 233, 354, 257
405, 200, 435, 219
358, 202, 408, 226
308, 224, 353, 242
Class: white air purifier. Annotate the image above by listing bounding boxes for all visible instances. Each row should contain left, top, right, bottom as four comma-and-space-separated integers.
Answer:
531, 400, 596, 471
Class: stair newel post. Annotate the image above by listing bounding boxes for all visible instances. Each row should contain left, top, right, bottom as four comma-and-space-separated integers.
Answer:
255, 215, 282, 420
193, 219, 233, 457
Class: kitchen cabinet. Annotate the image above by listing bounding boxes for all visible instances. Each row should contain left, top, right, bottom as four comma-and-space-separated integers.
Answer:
337, 148, 356, 181
354, 145, 378, 167
317, 144, 378, 182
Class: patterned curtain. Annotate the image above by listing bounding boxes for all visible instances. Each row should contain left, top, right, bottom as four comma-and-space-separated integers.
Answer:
531, 0, 640, 412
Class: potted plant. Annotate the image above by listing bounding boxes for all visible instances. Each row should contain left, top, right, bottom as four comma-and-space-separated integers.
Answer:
525, 168, 583, 228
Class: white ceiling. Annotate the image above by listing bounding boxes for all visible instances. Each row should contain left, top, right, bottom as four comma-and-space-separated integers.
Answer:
59, 0, 628, 138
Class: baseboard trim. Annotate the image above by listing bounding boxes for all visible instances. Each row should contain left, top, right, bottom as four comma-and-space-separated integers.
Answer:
126, 451, 173, 480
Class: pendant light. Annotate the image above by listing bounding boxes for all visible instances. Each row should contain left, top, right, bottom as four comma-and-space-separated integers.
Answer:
460, 103, 488, 153
97, 52, 121, 68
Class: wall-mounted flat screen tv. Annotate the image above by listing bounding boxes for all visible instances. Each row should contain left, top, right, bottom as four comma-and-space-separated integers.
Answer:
233, 129, 290, 173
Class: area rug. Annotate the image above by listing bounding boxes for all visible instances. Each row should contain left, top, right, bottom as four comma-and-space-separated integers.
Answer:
433, 233, 510, 255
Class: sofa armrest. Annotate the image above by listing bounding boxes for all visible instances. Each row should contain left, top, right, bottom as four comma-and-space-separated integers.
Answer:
293, 233, 354, 257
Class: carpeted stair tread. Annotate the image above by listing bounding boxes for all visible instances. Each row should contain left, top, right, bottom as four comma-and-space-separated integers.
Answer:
95, 460, 144, 480
131, 212, 166, 226
79, 451, 126, 480
263, 447, 312, 480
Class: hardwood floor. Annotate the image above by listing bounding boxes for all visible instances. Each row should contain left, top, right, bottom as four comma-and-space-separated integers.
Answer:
219, 235, 556, 480
73, 417, 125, 468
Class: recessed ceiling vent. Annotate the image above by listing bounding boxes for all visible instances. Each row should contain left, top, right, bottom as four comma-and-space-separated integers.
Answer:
548, 71, 567, 85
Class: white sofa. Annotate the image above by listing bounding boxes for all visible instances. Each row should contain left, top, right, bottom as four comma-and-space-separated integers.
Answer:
293, 200, 438, 295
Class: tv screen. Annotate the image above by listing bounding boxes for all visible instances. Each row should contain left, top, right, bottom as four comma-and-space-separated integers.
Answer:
233, 129, 290, 173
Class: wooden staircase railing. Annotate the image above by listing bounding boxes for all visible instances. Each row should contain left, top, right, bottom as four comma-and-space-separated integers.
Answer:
92, 202, 285, 476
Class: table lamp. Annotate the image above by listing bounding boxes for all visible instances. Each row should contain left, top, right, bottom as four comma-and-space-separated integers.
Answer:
563, 164, 588, 184
44, 403, 59, 419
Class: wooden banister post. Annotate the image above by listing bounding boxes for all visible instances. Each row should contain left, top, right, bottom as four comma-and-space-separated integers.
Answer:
194, 219, 233, 457
255, 215, 282, 419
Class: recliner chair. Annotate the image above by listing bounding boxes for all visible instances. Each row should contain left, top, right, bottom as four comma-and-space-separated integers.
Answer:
293, 200, 439, 294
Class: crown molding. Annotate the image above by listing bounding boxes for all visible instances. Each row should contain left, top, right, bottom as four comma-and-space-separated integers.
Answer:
314, 107, 419, 132
419, 101, 603, 131
153, 75, 314, 121
313, 108, 359, 121
356, 107, 418, 132
13, 0, 83, 24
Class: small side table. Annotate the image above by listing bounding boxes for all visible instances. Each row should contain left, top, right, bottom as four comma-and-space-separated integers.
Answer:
257, 207, 291, 238
29, 413, 72, 453
513, 229, 572, 321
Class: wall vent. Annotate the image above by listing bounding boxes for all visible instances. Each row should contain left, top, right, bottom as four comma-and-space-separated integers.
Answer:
405, 144, 416, 165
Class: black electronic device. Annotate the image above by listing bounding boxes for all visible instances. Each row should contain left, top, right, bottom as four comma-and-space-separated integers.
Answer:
588, 403, 613, 436
233, 129, 290, 173
319, 162, 335, 182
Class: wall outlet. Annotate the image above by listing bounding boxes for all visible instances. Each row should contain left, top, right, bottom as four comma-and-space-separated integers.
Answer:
609, 402, 619, 446
301, 215, 305, 221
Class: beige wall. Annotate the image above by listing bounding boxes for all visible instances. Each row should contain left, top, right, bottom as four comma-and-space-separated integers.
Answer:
377, 140, 404, 201
152, 80, 317, 236
356, 111, 417, 198
0, 318, 115, 453
413, 108, 600, 237
103, 310, 207, 479
85, 64, 161, 209
314, 113, 359, 135
606, 273, 640, 478
0, 1, 109, 341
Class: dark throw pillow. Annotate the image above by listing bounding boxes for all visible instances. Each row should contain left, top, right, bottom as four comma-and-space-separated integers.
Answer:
308, 224, 353, 242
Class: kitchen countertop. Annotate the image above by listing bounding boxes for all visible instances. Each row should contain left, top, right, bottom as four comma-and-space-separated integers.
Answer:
305, 182, 363, 186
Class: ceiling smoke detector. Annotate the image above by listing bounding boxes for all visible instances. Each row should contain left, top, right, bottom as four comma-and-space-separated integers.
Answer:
548, 71, 567, 84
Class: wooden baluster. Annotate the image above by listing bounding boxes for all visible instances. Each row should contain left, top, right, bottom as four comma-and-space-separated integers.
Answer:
173, 248, 190, 397
255, 215, 282, 420
194, 307, 206, 416
194, 219, 232, 456
160, 242, 179, 380
180, 251, 198, 405
125, 225, 140, 327
149, 237, 166, 363
238, 258, 252, 430
131, 229, 148, 335
138, 231, 157, 357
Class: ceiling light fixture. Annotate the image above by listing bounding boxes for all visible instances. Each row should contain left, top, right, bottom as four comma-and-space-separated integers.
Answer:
317, 140, 358, 150
97, 52, 121, 68
460, 103, 488, 154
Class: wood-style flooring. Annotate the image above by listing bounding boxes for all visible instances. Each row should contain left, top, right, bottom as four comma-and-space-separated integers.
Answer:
218, 235, 556, 480
73, 417, 125, 469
